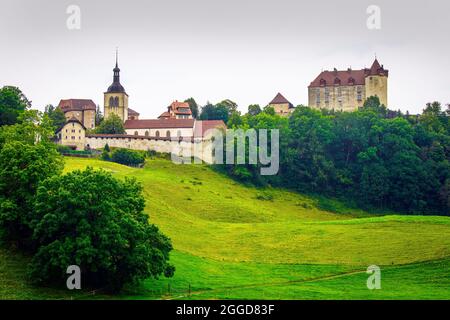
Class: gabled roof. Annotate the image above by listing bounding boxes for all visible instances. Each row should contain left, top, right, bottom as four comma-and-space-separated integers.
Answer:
128, 108, 140, 116
269, 93, 294, 108
58, 99, 96, 112
124, 119, 195, 129
56, 116, 86, 133
158, 111, 171, 119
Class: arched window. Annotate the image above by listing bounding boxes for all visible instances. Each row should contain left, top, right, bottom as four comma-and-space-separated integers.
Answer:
155, 131, 160, 138
134, 131, 138, 136
145, 131, 149, 137
114, 97, 119, 107
109, 96, 114, 107
166, 130, 171, 138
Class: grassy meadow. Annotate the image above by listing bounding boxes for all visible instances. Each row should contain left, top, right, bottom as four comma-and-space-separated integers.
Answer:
1, 156, 449, 299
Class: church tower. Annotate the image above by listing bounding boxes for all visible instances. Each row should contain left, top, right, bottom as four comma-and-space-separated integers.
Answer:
104, 50, 128, 122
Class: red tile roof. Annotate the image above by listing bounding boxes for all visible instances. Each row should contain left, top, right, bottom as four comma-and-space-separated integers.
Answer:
58, 99, 96, 112
309, 59, 388, 88
124, 118, 195, 129
158, 112, 171, 118
269, 93, 294, 108
170, 100, 192, 115
194, 120, 227, 137
128, 108, 140, 116
170, 101, 190, 109
309, 69, 366, 87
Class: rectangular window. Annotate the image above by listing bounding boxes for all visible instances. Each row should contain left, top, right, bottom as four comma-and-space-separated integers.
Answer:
325, 88, 330, 103
357, 87, 362, 101
315, 89, 320, 104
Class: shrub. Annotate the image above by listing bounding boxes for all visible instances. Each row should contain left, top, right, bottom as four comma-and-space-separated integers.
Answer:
101, 149, 110, 161
256, 191, 274, 201
111, 148, 145, 167
56, 145, 72, 154
29, 168, 174, 292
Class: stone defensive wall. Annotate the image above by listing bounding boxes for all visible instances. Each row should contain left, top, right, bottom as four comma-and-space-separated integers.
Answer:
85, 134, 215, 163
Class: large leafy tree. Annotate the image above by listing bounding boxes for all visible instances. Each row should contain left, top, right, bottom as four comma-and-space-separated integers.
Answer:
0, 86, 31, 126
217, 99, 238, 115
247, 104, 262, 116
184, 97, 199, 119
0, 110, 64, 248
199, 102, 229, 122
95, 104, 104, 126
44, 104, 66, 129
94, 113, 125, 134
361, 95, 387, 117
29, 168, 175, 291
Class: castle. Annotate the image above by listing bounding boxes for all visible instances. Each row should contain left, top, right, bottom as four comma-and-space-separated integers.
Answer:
55, 52, 226, 162
308, 58, 388, 111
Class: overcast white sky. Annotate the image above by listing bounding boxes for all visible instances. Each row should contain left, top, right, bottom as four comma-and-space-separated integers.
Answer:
0, 0, 449, 118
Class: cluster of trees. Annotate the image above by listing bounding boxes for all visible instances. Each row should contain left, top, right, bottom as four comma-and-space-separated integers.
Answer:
93, 113, 125, 134
0, 87, 174, 291
219, 97, 450, 215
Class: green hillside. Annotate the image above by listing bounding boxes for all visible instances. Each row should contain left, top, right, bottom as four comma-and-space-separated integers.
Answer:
1, 157, 449, 299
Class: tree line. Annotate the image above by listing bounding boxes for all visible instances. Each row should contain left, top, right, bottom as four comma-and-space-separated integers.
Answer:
210, 96, 449, 215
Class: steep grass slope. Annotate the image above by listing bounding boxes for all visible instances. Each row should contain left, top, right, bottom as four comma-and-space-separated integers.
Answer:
65, 158, 450, 299
1, 157, 448, 299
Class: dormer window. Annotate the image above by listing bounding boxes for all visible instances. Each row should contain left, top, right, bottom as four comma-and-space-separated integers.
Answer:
320, 79, 326, 86
334, 78, 341, 85
348, 77, 355, 85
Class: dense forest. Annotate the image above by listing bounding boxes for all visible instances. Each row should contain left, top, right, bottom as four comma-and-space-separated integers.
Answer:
199, 97, 450, 215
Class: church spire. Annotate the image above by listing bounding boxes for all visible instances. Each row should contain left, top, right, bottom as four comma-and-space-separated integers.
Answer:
115, 47, 119, 68
107, 48, 126, 93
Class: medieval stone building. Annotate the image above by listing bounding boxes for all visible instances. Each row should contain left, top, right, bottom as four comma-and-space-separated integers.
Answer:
268, 93, 295, 116
55, 116, 86, 150
308, 59, 388, 111
58, 99, 96, 129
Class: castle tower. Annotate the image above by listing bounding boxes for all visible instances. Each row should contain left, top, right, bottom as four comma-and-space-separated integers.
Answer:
364, 58, 388, 107
104, 49, 128, 122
